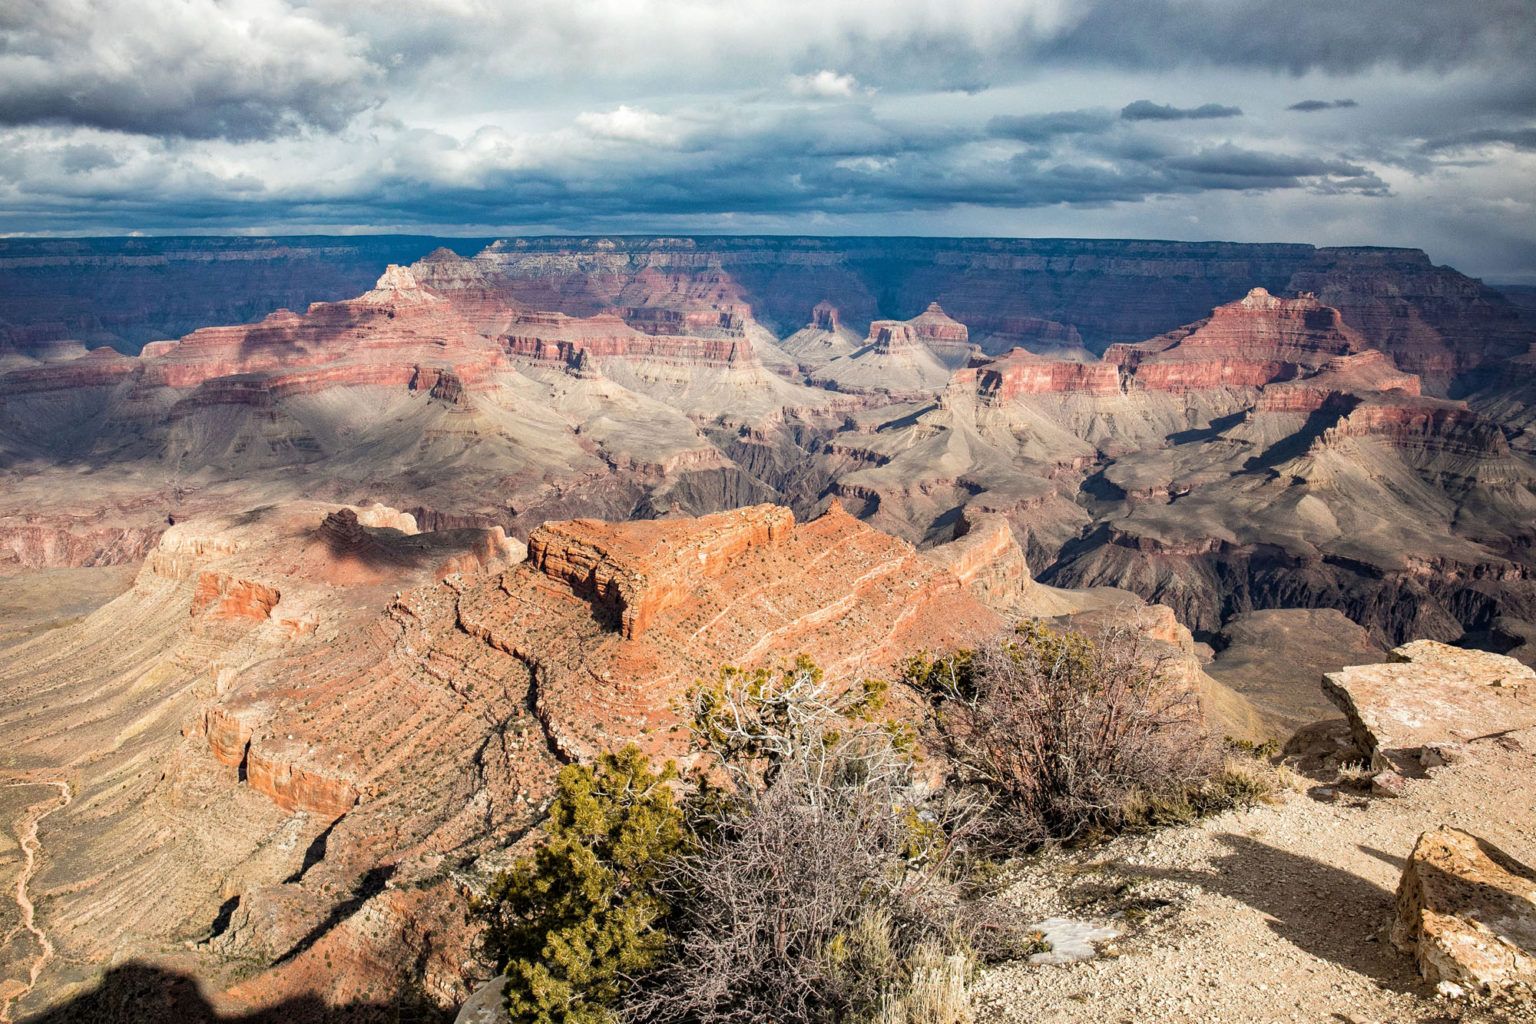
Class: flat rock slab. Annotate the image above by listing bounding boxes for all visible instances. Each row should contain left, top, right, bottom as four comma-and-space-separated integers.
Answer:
454, 977, 507, 1024
1323, 640, 1536, 769
1393, 826, 1536, 993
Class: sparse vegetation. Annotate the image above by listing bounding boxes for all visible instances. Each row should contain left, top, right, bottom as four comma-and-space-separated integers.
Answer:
470, 747, 684, 1024
908, 622, 1222, 845
630, 659, 985, 1024
475, 626, 1269, 1023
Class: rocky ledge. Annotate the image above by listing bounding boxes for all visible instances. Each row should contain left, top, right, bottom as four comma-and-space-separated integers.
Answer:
1323, 640, 1536, 771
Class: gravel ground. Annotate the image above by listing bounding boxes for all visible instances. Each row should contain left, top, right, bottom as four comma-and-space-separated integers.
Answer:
972, 727, 1536, 1024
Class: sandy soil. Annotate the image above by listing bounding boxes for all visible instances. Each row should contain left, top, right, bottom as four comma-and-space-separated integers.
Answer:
0, 565, 139, 650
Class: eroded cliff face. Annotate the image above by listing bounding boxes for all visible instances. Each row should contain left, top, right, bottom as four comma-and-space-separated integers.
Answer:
821, 288, 1536, 648
0, 501, 530, 1017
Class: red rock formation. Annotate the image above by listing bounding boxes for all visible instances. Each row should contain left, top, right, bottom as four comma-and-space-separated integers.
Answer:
1288, 247, 1532, 392
527, 504, 794, 639
958, 347, 1122, 401
503, 311, 757, 369
203, 705, 258, 768
1104, 288, 1367, 393
1314, 395, 1516, 466
135, 265, 502, 392
864, 321, 918, 355
244, 736, 360, 816
1254, 350, 1420, 414
906, 302, 972, 362
463, 501, 1007, 759
0, 522, 164, 569
0, 346, 139, 394
922, 511, 1032, 607
955, 290, 1390, 404
190, 571, 281, 622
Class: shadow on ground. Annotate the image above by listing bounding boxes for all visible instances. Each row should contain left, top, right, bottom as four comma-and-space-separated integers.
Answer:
1128, 833, 1425, 995
21, 962, 450, 1024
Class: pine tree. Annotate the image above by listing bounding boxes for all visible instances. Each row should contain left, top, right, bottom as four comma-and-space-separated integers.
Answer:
472, 746, 683, 1024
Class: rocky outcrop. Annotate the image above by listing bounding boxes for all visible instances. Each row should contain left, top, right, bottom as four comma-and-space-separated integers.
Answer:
906, 302, 974, 364
0, 522, 164, 568
924, 512, 1030, 606
466, 501, 1009, 760
1393, 827, 1536, 994
811, 301, 840, 333
808, 318, 953, 398
961, 347, 1122, 401
1288, 247, 1533, 392
527, 504, 794, 639
1323, 640, 1536, 770
190, 572, 281, 622
244, 736, 360, 816
135, 266, 501, 393
503, 311, 757, 369
1104, 288, 1367, 393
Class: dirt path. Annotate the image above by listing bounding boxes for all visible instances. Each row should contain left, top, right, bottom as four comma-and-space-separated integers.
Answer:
0, 781, 71, 1024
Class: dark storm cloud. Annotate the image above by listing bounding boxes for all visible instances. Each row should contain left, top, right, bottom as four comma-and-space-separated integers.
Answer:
0, 0, 1532, 280
1120, 101, 1243, 122
1041, 0, 1535, 74
1288, 99, 1360, 112
0, 0, 381, 140
1422, 126, 1536, 153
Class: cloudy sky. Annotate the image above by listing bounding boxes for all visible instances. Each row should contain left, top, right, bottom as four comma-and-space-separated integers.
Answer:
3, 0, 1534, 281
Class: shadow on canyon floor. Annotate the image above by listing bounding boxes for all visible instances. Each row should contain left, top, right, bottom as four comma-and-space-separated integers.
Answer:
1127, 833, 1424, 995
22, 963, 450, 1024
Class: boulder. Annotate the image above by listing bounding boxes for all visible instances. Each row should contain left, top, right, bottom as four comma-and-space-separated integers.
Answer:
1393, 827, 1536, 993
1323, 640, 1536, 770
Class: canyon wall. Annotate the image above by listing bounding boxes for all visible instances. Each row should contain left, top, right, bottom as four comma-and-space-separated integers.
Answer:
6, 238, 1528, 398
0, 236, 488, 355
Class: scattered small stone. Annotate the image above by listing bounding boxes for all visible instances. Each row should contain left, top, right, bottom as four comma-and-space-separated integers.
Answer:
1420, 742, 1467, 768
1436, 980, 1468, 1000
1370, 770, 1408, 798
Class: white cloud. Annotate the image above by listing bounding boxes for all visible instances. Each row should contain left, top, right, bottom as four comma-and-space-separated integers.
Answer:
574, 106, 681, 145
0, 0, 380, 139
789, 70, 864, 100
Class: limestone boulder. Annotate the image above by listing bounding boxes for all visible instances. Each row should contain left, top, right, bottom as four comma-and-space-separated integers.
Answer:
1323, 640, 1536, 770
1393, 826, 1536, 994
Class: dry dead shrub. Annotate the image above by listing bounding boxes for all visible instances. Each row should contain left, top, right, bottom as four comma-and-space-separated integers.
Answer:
915, 622, 1218, 845
627, 661, 996, 1024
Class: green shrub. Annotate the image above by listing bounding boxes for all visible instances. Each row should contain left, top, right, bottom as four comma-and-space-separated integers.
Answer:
470, 746, 683, 1024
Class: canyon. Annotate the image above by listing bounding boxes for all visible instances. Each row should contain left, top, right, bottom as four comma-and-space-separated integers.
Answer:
4, 237, 1533, 650
0, 493, 1258, 1018
2, 234, 1535, 1017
